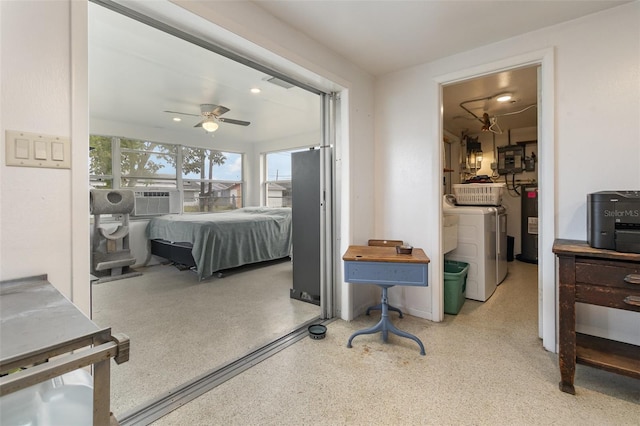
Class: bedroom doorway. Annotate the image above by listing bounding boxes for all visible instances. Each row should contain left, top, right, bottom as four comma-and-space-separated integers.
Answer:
88, 1, 334, 422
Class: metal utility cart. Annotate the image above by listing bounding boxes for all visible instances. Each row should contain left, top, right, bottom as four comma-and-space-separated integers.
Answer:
0, 275, 129, 425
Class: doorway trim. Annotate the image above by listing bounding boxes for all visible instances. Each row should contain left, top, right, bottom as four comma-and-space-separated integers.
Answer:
435, 48, 556, 352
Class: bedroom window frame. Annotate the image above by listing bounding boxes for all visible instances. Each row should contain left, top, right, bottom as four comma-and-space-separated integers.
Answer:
118, 138, 177, 188
89, 135, 244, 213
89, 134, 114, 189
263, 148, 307, 208
181, 147, 244, 212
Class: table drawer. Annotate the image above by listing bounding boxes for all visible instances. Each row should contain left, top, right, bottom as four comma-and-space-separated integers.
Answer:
344, 261, 428, 287
576, 259, 640, 290
575, 283, 640, 311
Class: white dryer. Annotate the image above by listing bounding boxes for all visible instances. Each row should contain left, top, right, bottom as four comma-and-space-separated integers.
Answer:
443, 202, 508, 302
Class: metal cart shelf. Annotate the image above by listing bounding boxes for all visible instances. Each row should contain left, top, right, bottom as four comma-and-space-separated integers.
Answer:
1, 275, 129, 425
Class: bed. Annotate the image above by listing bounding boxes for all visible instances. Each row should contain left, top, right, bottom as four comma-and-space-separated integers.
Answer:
146, 207, 292, 279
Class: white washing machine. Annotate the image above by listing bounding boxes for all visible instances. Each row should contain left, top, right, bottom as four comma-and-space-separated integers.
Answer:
443, 200, 508, 302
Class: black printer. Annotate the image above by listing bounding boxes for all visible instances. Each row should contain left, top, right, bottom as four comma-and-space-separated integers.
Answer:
588, 191, 640, 254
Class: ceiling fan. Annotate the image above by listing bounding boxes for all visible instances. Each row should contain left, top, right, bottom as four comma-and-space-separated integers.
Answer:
164, 104, 251, 132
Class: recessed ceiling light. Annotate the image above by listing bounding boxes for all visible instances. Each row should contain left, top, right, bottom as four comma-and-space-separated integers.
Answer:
496, 93, 513, 102
172, 117, 182, 122
251, 87, 261, 94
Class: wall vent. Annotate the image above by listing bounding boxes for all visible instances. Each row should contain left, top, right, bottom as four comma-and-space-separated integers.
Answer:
133, 190, 181, 216
264, 76, 295, 89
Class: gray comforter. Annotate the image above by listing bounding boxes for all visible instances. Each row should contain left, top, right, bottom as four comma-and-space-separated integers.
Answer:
146, 207, 292, 278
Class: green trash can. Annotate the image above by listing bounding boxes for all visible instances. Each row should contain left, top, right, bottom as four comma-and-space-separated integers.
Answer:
444, 260, 469, 315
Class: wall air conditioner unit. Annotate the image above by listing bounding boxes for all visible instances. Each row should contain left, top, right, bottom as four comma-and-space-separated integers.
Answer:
133, 190, 181, 216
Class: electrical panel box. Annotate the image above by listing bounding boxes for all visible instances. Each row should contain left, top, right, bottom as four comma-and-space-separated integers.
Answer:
497, 145, 524, 174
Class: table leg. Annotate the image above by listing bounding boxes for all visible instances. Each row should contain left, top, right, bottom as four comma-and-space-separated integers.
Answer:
347, 319, 386, 348
366, 303, 403, 318
558, 255, 576, 395
385, 320, 426, 356
93, 358, 111, 425
347, 287, 426, 355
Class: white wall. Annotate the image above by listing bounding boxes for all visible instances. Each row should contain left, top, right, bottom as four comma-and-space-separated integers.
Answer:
1, 1, 90, 313
376, 2, 640, 344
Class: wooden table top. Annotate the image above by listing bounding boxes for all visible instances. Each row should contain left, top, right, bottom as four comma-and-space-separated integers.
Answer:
553, 239, 640, 262
342, 245, 430, 264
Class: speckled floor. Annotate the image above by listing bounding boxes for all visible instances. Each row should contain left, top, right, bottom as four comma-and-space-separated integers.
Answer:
152, 261, 639, 425
92, 258, 319, 415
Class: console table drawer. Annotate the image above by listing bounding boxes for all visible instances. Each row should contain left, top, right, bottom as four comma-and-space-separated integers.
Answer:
344, 261, 428, 287
575, 283, 640, 311
576, 260, 640, 290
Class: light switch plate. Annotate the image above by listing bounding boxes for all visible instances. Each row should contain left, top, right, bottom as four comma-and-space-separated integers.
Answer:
5, 130, 71, 169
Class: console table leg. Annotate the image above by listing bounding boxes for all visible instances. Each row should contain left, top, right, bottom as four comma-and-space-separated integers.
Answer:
557, 254, 577, 395
366, 303, 404, 318
347, 319, 385, 348
385, 320, 426, 356
347, 287, 425, 355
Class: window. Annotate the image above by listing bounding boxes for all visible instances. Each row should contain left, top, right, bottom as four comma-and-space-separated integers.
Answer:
90, 136, 243, 214
120, 139, 177, 188
89, 135, 113, 189
182, 148, 243, 212
264, 150, 301, 207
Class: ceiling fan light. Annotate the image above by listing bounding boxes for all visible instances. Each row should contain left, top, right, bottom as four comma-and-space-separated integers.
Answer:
496, 93, 513, 103
202, 119, 219, 132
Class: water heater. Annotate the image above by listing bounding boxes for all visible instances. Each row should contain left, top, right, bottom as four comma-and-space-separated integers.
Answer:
517, 186, 538, 263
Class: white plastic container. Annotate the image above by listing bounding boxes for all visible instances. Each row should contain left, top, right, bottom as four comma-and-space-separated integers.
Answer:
453, 183, 505, 206
0, 369, 93, 426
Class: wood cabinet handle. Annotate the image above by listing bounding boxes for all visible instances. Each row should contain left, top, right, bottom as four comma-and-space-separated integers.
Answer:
623, 274, 640, 285
624, 296, 640, 307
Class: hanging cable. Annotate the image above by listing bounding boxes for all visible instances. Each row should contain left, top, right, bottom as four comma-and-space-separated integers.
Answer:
489, 116, 503, 134
459, 96, 537, 135
504, 173, 521, 197
494, 103, 537, 117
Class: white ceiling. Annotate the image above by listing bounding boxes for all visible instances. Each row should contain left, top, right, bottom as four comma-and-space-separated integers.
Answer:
89, 1, 629, 146
443, 65, 539, 138
89, 4, 322, 147
253, 0, 630, 77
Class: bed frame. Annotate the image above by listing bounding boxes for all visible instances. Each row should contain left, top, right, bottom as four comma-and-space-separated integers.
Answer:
150, 239, 196, 269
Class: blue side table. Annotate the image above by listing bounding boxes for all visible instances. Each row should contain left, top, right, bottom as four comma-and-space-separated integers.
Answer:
343, 245, 430, 355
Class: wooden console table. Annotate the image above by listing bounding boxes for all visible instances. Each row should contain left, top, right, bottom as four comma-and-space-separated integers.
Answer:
343, 245, 430, 355
553, 239, 640, 394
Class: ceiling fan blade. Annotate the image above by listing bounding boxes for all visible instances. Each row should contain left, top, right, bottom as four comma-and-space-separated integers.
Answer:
164, 110, 200, 117
194, 120, 204, 128
218, 117, 250, 126
210, 105, 230, 117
